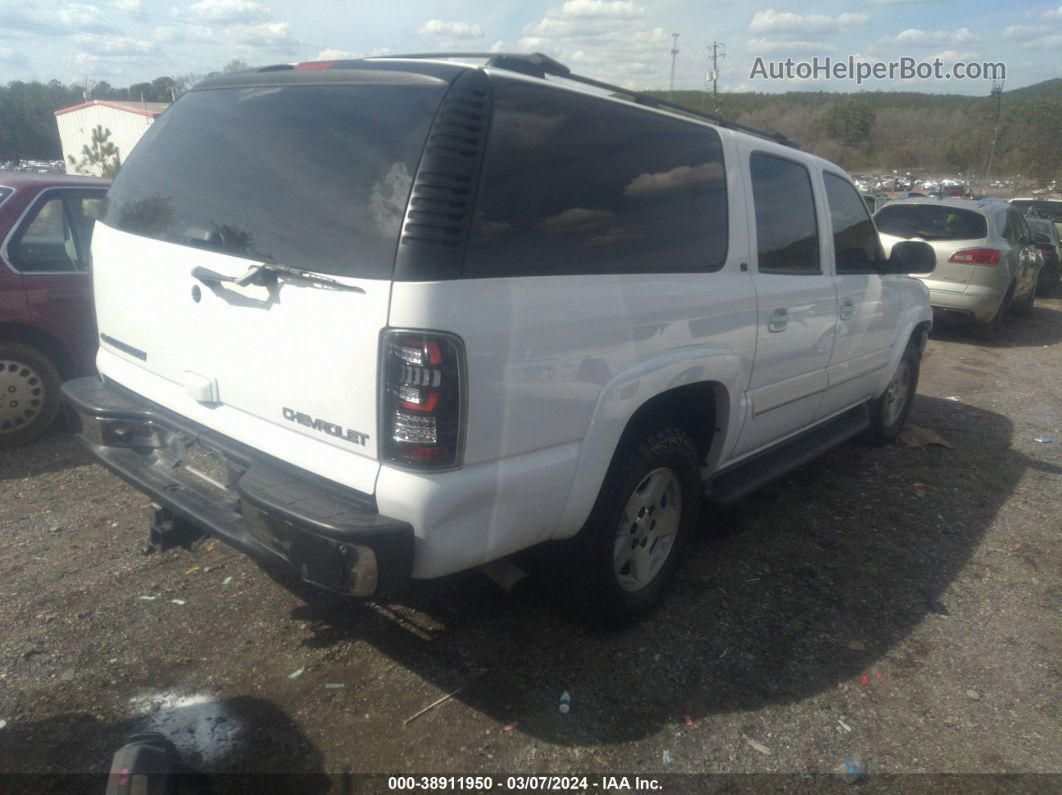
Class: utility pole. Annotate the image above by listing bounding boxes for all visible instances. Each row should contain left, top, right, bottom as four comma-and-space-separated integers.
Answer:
707, 42, 726, 114
669, 33, 680, 100
981, 78, 1005, 194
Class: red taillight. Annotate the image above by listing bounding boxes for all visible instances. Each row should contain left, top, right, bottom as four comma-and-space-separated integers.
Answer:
294, 61, 336, 70
381, 331, 464, 470
948, 248, 1001, 266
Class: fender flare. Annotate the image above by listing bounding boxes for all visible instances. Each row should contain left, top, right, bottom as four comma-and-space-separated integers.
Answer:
552, 347, 742, 539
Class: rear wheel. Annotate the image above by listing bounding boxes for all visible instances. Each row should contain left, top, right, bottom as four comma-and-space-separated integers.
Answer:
861, 342, 920, 446
567, 426, 701, 626
0, 342, 62, 449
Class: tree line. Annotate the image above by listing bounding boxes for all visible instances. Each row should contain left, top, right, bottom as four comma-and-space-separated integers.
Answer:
657, 79, 1062, 183
0, 60, 248, 162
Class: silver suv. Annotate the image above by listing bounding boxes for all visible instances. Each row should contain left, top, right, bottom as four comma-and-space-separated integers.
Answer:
875, 198, 1042, 337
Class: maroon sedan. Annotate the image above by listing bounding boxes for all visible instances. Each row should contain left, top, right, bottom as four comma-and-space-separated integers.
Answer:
0, 172, 109, 448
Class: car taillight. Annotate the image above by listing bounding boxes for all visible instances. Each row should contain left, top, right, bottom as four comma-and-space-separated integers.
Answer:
948, 248, 1001, 266
381, 330, 464, 470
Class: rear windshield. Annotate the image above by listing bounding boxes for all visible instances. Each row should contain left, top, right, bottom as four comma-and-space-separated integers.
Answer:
874, 204, 987, 241
103, 77, 448, 278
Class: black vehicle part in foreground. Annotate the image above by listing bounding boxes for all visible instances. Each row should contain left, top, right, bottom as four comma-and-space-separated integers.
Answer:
61, 376, 414, 597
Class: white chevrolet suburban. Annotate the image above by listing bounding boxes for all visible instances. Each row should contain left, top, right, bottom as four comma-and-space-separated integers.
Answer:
62, 53, 935, 623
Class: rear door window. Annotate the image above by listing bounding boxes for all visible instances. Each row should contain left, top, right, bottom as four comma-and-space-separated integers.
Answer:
11, 196, 79, 272
824, 173, 884, 272
103, 76, 449, 279
874, 204, 987, 241
465, 80, 728, 278
750, 153, 819, 274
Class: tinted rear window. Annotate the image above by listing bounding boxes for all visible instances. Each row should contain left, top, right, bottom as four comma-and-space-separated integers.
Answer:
104, 77, 448, 278
464, 80, 728, 278
874, 204, 987, 241
1011, 200, 1062, 222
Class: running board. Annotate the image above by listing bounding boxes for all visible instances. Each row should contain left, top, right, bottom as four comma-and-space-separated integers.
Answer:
705, 404, 870, 505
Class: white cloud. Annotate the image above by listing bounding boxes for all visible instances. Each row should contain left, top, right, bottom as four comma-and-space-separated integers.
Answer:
746, 37, 832, 55
489, 39, 505, 53
887, 27, 977, 45
559, 0, 645, 19
518, 1, 668, 88
71, 32, 153, 57
111, 0, 142, 9
1002, 25, 1045, 41
1044, 5, 1062, 19
188, 0, 269, 24
930, 49, 979, 61
417, 20, 484, 39
748, 10, 870, 37
314, 47, 359, 60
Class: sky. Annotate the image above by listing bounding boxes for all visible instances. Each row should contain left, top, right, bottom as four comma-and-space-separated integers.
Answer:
0, 0, 1059, 95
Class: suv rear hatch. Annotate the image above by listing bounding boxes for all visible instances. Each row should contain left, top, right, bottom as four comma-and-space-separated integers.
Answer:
874, 203, 989, 291
93, 68, 453, 494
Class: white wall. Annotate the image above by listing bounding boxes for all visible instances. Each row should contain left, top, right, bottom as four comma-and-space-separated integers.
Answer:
57, 104, 157, 176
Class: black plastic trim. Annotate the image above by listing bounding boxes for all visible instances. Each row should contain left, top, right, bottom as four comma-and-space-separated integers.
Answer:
393, 69, 493, 281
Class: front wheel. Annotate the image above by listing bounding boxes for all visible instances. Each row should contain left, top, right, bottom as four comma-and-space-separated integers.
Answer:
573, 426, 701, 626
0, 341, 62, 449
861, 342, 920, 446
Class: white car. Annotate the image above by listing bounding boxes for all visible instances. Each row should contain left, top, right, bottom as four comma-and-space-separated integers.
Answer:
62, 53, 934, 624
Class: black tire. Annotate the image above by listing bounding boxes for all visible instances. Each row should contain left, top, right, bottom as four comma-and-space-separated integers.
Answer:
0, 341, 62, 450
861, 341, 920, 446
565, 425, 701, 627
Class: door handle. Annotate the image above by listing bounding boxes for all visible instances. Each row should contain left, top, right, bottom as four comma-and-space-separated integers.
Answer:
767, 307, 789, 332
839, 298, 855, 320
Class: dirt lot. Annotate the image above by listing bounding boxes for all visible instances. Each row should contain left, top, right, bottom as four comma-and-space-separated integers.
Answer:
1, 298, 1060, 793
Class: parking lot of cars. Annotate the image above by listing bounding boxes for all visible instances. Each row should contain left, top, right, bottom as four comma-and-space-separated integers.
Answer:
0, 290, 1059, 786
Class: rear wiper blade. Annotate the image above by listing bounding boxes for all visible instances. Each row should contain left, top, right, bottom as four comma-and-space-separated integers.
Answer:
191, 263, 365, 293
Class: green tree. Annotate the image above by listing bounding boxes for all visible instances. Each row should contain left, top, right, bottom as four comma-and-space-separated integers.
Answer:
822, 99, 876, 147
68, 124, 121, 177
222, 59, 250, 73
1016, 100, 1062, 178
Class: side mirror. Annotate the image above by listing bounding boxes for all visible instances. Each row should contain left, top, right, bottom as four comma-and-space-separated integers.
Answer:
1033, 232, 1052, 246
886, 240, 935, 274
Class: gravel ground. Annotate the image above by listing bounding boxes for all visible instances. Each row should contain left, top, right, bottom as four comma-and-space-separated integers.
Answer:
1, 298, 1060, 793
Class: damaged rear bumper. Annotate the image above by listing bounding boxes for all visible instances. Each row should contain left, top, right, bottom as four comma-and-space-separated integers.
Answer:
61, 377, 413, 596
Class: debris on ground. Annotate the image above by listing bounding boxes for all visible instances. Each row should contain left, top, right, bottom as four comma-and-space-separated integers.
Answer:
912, 483, 929, 498
324, 683, 344, 689
836, 758, 867, 784
1033, 436, 1052, 444
874, 671, 884, 681
847, 640, 866, 651
742, 734, 771, 755
860, 674, 870, 685
288, 667, 305, 680
945, 396, 961, 402
966, 689, 981, 701
0, 719, 7, 730
404, 685, 466, 726
837, 717, 853, 733
683, 713, 695, 728
138, 595, 157, 601
559, 691, 572, 714
222, 576, 233, 586
503, 721, 518, 733
170, 599, 186, 606
900, 425, 955, 449
662, 749, 672, 764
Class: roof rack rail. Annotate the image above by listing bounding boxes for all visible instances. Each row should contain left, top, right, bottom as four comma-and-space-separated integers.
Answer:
369, 52, 797, 148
